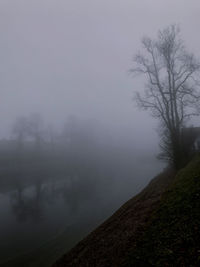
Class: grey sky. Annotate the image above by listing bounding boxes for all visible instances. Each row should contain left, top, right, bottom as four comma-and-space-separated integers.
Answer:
0, 0, 200, 148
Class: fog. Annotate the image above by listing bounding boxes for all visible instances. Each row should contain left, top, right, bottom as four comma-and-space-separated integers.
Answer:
0, 0, 200, 266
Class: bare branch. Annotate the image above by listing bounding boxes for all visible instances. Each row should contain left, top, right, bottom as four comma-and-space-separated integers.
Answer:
130, 25, 200, 169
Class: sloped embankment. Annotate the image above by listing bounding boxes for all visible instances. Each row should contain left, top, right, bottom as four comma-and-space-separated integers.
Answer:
53, 156, 200, 266
53, 167, 175, 267
124, 156, 200, 266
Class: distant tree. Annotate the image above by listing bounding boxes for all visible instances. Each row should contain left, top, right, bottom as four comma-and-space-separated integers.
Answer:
131, 25, 200, 169
12, 116, 29, 151
46, 124, 57, 153
12, 113, 44, 152
28, 113, 44, 150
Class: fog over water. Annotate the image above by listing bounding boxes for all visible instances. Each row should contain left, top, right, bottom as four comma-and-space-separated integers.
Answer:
0, 0, 200, 266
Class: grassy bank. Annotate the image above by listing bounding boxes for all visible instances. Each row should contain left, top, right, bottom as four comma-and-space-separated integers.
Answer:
125, 156, 200, 266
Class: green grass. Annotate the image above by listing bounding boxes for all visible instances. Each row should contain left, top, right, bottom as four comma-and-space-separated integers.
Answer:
124, 156, 200, 267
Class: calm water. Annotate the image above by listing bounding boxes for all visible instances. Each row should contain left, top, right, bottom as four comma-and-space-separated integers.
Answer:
0, 175, 106, 266
0, 158, 164, 267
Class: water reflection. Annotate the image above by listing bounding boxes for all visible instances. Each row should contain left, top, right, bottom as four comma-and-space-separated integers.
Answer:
8, 175, 96, 223
0, 154, 163, 267
10, 179, 44, 222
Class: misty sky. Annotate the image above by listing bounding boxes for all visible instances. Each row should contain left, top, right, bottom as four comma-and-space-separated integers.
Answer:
0, 0, 200, 149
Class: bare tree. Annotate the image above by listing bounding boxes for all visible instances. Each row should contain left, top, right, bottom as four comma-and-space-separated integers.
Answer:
131, 25, 200, 169
12, 116, 29, 151
28, 113, 44, 150
12, 113, 44, 153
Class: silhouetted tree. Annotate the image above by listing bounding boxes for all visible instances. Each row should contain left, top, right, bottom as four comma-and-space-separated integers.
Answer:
12, 113, 44, 154
12, 116, 29, 151
131, 25, 200, 169
28, 113, 44, 150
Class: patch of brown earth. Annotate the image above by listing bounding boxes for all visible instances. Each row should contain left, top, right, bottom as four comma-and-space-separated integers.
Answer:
53, 169, 175, 267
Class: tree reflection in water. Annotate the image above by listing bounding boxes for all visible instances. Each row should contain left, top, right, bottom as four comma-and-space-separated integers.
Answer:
9, 174, 97, 223
10, 178, 44, 222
